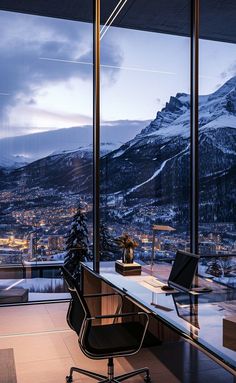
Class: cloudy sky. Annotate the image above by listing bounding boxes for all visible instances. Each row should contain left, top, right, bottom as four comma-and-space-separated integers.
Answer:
0, 9, 235, 139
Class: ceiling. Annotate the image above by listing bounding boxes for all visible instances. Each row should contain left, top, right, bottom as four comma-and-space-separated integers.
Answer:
0, 0, 235, 43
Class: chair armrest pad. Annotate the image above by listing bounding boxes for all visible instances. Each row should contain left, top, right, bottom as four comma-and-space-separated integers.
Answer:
84, 292, 124, 299
87, 311, 149, 321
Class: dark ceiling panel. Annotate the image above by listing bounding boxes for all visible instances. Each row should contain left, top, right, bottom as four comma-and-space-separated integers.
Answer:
0, 0, 94, 22
0, 0, 235, 43
111, 0, 191, 37
200, 0, 236, 44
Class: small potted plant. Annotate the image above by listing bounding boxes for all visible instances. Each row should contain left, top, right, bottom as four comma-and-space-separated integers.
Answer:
115, 233, 138, 264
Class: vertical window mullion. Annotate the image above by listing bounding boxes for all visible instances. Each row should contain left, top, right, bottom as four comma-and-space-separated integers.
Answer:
190, 0, 200, 255
93, 0, 100, 273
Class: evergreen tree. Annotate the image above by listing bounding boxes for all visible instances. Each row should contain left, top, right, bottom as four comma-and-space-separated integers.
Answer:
100, 224, 120, 260
64, 202, 89, 280
206, 258, 222, 277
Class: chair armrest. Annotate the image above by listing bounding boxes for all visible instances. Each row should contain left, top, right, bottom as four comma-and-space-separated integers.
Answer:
87, 311, 149, 322
84, 292, 124, 300
84, 292, 124, 319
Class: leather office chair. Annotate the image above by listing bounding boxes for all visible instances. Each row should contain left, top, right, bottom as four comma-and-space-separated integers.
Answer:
62, 266, 152, 383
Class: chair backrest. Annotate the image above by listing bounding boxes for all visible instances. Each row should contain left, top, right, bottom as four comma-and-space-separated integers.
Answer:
61, 266, 90, 338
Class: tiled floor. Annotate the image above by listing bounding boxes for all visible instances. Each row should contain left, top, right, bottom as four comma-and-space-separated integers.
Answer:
0, 302, 235, 383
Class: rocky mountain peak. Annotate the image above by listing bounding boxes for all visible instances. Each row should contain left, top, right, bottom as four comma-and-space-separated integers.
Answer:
139, 76, 236, 138
139, 92, 190, 137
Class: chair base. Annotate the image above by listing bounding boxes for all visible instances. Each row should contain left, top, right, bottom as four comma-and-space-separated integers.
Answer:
66, 358, 151, 382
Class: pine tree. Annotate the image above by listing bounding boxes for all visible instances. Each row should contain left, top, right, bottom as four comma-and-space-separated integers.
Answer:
64, 202, 89, 280
100, 224, 120, 260
206, 258, 222, 277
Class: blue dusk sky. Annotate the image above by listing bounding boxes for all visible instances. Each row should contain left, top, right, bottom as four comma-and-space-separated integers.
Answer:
0, 10, 235, 139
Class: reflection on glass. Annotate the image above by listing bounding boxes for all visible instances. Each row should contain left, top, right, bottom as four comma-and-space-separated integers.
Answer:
173, 293, 200, 333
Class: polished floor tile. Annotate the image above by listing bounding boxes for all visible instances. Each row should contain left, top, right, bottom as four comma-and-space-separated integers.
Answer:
0, 303, 235, 383
0, 305, 54, 335
0, 302, 69, 335
16, 357, 74, 383
183, 369, 235, 383
0, 332, 71, 363
44, 302, 69, 330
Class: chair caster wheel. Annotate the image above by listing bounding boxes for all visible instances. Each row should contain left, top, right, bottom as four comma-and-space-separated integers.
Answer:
66, 376, 73, 383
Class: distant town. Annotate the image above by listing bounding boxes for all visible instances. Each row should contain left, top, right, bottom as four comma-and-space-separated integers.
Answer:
0, 185, 235, 286
0, 186, 93, 264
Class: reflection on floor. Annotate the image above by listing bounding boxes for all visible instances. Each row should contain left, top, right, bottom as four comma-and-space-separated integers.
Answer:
0, 278, 70, 302
0, 302, 235, 383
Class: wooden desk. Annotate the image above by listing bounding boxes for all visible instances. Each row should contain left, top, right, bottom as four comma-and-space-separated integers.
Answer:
82, 262, 236, 376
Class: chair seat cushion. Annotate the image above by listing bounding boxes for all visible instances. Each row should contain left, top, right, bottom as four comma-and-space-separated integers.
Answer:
85, 321, 145, 355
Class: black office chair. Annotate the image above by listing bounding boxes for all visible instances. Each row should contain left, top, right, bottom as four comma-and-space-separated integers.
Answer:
62, 266, 152, 383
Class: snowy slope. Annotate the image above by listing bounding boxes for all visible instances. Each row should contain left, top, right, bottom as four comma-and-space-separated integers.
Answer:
98, 76, 236, 226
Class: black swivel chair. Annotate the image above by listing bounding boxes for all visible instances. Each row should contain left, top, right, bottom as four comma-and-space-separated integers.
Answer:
62, 266, 152, 383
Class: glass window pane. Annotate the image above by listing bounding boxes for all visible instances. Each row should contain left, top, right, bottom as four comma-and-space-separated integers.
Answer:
0, 10, 93, 303
199, 0, 236, 288
100, 1, 191, 268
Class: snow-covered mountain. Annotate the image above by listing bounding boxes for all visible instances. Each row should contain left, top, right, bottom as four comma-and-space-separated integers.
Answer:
100, 76, 236, 223
51, 142, 119, 159
0, 76, 235, 224
0, 120, 150, 168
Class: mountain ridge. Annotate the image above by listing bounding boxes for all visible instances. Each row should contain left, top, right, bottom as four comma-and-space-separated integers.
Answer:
1, 76, 235, 225
0, 119, 150, 168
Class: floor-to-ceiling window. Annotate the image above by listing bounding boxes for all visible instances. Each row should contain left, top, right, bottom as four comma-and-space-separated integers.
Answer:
99, 1, 191, 266
1, 1, 235, 304
198, 0, 236, 288
0, 10, 93, 302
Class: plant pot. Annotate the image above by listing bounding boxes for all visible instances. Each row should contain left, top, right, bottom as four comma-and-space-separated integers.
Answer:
123, 247, 134, 264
